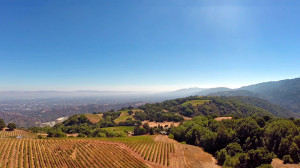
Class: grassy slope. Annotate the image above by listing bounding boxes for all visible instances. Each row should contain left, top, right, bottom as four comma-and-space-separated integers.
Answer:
182, 99, 211, 107
84, 109, 139, 124
85, 113, 103, 123
113, 111, 134, 123
102, 126, 134, 132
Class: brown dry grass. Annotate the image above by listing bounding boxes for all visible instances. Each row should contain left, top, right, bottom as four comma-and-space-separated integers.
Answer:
214, 117, 232, 121
272, 158, 300, 168
182, 116, 192, 120
67, 133, 78, 137
153, 135, 221, 168
85, 113, 103, 124
182, 144, 220, 168
142, 121, 180, 128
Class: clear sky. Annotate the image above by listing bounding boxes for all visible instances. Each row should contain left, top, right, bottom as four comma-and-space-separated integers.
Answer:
1, 0, 300, 91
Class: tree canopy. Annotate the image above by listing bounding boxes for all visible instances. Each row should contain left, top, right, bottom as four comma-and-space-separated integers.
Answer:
171, 116, 300, 167
7, 123, 16, 131
0, 118, 5, 129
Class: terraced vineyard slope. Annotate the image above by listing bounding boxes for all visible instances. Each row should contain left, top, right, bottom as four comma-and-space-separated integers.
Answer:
0, 130, 220, 168
110, 135, 220, 168
0, 129, 36, 138
123, 136, 174, 167
0, 138, 147, 168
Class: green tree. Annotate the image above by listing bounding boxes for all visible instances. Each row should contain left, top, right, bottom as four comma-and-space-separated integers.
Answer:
248, 148, 274, 167
95, 132, 106, 138
168, 133, 174, 139
289, 143, 300, 163
278, 137, 293, 158
184, 108, 193, 117
257, 164, 272, 168
47, 129, 66, 137
215, 127, 235, 150
293, 119, 300, 127
255, 117, 266, 127
225, 142, 243, 156
294, 135, 300, 149
283, 155, 293, 164
217, 149, 228, 165
235, 153, 250, 168
149, 128, 155, 135
7, 123, 16, 131
223, 155, 240, 168
235, 118, 259, 143
55, 131, 66, 137
142, 123, 150, 133
200, 130, 217, 153
0, 118, 5, 129
265, 120, 299, 154
134, 126, 146, 135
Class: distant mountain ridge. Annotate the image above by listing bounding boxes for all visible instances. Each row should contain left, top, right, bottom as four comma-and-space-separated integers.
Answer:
209, 78, 300, 116
196, 87, 232, 95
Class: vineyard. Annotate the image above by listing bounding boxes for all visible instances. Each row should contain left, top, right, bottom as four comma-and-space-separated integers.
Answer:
0, 138, 147, 168
0, 130, 220, 168
0, 130, 36, 138
123, 136, 175, 166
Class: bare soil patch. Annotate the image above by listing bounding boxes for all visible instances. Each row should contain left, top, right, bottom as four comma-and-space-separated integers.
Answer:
182, 116, 192, 120
214, 117, 232, 121
142, 121, 180, 128
66, 133, 78, 137
182, 144, 220, 168
272, 158, 300, 168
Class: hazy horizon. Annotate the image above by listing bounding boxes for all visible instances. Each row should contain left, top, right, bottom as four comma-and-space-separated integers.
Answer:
0, 76, 299, 92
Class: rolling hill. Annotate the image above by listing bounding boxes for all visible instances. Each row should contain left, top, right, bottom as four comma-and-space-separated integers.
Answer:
67, 96, 292, 128
209, 77, 300, 117
138, 96, 292, 119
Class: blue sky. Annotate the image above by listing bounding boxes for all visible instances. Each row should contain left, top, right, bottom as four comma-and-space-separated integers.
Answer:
1, 0, 300, 91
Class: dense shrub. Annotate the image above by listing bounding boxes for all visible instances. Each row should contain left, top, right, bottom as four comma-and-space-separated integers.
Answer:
283, 155, 293, 164
0, 118, 5, 129
171, 116, 300, 166
7, 123, 17, 131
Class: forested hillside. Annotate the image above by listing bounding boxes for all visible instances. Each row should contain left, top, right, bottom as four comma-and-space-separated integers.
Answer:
170, 116, 300, 167
216, 96, 293, 118
210, 78, 300, 116
137, 96, 290, 119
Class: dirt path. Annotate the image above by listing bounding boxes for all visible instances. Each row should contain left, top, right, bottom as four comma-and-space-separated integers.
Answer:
272, 159, 300, 168
214, 117, 232, 121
